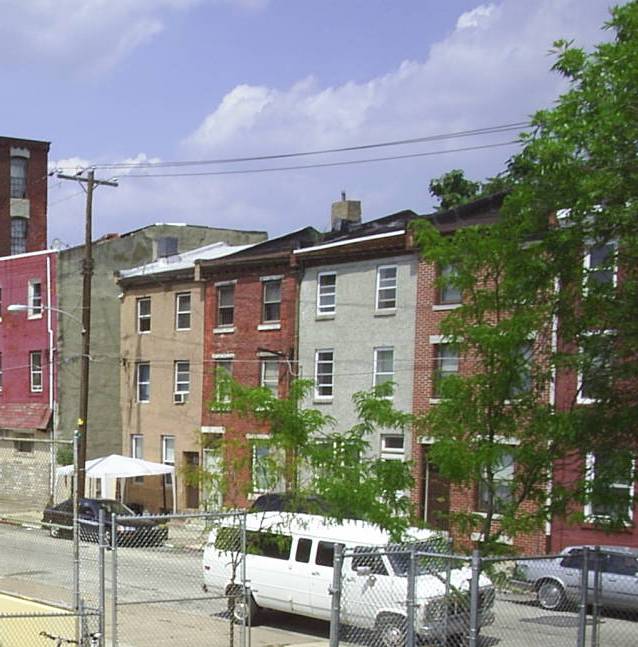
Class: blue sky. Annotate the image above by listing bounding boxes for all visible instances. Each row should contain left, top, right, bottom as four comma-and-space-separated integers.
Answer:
0, 0, 614, 246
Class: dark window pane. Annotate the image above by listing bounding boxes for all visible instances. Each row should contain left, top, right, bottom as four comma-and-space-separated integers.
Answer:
295, 538, 312, 563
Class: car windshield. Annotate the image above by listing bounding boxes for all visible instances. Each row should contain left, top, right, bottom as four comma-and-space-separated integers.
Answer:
387, 538, 452, 576
98, 500, 135, 516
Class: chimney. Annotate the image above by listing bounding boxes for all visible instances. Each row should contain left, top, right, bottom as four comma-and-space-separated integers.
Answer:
330, 191, 361, 232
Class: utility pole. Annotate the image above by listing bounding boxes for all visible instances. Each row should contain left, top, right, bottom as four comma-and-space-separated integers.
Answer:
57, 169, 118, 498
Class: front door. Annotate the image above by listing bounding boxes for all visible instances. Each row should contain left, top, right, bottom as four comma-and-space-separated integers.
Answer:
423, 448, 450, 530
183, 452, 199, 509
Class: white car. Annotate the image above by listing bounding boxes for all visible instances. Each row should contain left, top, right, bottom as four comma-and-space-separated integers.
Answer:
202, 512, 495, 645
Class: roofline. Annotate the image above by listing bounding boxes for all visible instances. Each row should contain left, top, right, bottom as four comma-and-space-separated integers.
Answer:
293, 230, 405, 255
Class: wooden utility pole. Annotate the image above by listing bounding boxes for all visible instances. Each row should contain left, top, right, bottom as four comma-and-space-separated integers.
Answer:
57, 169, 118, 498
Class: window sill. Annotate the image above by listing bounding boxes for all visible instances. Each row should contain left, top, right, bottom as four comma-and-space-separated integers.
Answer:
316, 313, 335, 320
429, 398, 441, 405
137, 330, 151, 335
257, 322, 281, 331
28, 314, 43, 320
313, 398, 333, 405
175, 327, 191, 332
433, 303, 461, 311
213, 326, 235, 335
374, 309, 396, 317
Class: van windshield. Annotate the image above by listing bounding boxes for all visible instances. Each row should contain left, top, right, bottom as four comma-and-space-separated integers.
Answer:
387, 539, 452, 576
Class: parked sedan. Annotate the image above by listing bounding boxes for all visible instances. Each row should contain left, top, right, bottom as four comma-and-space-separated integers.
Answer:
42, 498, 168, 547
514, 545, 638, 612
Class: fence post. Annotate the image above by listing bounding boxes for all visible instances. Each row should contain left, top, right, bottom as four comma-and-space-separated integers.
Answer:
577, 546, 590, 647
98, 508, 106, 647
329, 543, 344, 647
240, 512, 249, 647
468, 549, 481, 647
443, 537, 453, 644
111, 512, 118, 647
591, 546, 601, 647
406, 544, 417, 647
73, 430, 81, 644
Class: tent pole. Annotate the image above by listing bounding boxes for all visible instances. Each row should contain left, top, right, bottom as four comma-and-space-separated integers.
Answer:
172, 469, 176, 513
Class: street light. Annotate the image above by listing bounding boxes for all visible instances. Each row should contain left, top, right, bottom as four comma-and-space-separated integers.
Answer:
7, 301, 86, 617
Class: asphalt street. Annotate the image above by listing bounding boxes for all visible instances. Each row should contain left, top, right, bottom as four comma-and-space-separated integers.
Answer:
1, 522, 637, 647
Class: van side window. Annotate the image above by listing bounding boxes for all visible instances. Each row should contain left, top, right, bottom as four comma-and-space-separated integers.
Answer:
295, 538, 312, 563
215, 527, 241, 552
316, 541, 344, 567
247, 531, 292, 560
352, 546, 388, 576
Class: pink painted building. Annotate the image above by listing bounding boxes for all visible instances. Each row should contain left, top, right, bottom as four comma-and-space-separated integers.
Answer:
0, 249, 58, 506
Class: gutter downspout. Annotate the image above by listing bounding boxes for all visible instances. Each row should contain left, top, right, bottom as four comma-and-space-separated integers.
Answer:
47, 254, 55, 499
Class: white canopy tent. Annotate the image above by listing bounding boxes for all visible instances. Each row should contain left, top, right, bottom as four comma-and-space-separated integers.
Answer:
56, 454, 176, 513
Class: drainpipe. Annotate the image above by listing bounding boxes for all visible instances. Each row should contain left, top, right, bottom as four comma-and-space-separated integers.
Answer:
46, 254, 55, 499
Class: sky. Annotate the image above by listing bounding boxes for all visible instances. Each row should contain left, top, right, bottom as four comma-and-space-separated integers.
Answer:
0, 0, 615, 247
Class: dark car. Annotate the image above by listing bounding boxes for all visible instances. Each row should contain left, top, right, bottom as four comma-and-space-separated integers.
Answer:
250, 492, 363, 519
42, 498, 168, 547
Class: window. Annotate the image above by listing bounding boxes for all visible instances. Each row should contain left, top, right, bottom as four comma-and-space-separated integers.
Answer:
317, 273, 336, 316
251, 440, 271, 493
585, 242, 616, 289
438, 264, 462, 305
316, 541, 344, 568
246, 530, 292, 560
373, 347, 394, 393
14, 433, 34, 454
28, 280, 42, 318
585, 451, 634, 521
162, 435, 175, 465
0, 287, 3, 319
260, 359, 279, 397
433, 343, 459, 398
295, 538, 312, 563
10, 156, 28, 199
477, 451, 515, 514
0, 353, 3, 391
352, 547, 389, 576
137, 297, 151, 333
174, 361, 190, 400
381, 435, 405, 461
510, 342, 533, 396
314, 349, 334, 399
175, 293, 191, 330
217, 284, 234, 327
30, 351, 43, 392
162, 435, 175, 486
10, 218, 27, 255
131, 435, 144, 483
578, 335, 613, 404
262, 280, 281, 323
214, 359, 233, 408
376, 266, 397, 310
136, 362, 150, 402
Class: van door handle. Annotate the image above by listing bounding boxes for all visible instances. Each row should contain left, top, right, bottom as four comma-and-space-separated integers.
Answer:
312, 571, 320, 576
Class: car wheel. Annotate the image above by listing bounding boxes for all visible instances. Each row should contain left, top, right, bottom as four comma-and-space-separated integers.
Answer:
49, 524, 60, 539
376, 614, 407, 647
229, 590, 259, 625
537, 579, 566, 611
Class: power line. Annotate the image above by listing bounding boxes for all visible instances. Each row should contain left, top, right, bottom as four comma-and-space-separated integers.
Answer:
53, 122, 528, 172
123, 140, 518, 179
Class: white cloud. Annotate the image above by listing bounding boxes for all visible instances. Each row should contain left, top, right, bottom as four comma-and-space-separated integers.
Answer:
48, 0, 613, 245
0, 0, 265, 72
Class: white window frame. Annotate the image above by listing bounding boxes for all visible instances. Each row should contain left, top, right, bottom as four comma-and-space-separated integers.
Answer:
136, 362, 150, 403
476, 450, 515, 515
131, 434, 144, 459
381, 434, 405, 461
438, 264, 462, 305
175, 292, 191, 331
376, 265, 398, 311
174, 360, 190, 398
214, 358, 233, 407
28, 280, 42, 319
583, 241, 618, 293
262, 279, 282, 323
373, 347, 395, 396
260, 358, 279, 397
217, 284, 235, 327
251, 438, 271, 494
137, 297, 151, 334
0, 352, 3, 391
162, 435, 175, 486
314, 349, 334, 400
577, 330, 613, 405
584, 452, 635, 522
316, 272, 336, 316
432, 342, 460, 399
29, 351, 43, 393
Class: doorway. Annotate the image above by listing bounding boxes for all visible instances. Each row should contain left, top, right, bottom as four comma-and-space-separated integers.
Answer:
423, 447, 450, 530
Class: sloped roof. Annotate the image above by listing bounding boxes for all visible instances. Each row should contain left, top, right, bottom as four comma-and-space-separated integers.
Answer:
0, 403, 52, 431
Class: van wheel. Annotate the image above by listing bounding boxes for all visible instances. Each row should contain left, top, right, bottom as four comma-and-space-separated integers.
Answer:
229, 589, 259, 625
376, 614, 407, 647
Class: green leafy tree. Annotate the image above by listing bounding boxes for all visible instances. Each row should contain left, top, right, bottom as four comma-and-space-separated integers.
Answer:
414, 1, 638, 550
209, 373, 415, 540
428, 170, 510, 211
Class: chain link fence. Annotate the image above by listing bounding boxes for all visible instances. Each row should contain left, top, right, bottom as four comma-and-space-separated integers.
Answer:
111, 511, 248, 647
330, 544, 638, 647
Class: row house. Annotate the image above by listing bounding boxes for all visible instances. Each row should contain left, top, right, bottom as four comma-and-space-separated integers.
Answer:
0, 248, 58, 507
198, 227, 320, 508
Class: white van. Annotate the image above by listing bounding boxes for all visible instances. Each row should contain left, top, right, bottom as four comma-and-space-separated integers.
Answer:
202, 512, 495, 644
